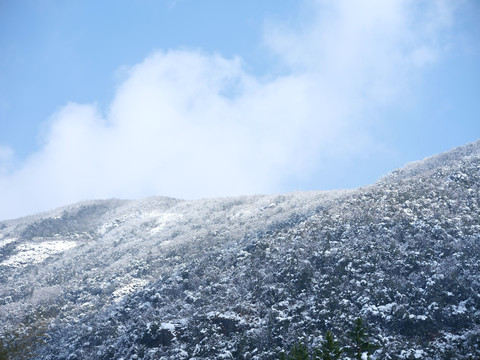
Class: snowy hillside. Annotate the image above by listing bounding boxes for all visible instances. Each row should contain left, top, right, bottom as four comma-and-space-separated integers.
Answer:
1, 140, 480, 359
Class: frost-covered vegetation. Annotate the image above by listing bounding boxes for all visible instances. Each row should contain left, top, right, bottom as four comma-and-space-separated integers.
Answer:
1, 140, 480, 359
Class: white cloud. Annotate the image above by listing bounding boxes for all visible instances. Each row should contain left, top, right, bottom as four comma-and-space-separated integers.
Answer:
0, 145, 14, 175
0, 0, 462, 220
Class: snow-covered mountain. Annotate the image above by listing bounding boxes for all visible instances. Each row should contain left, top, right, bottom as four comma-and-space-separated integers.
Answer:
1, 140, 480, 359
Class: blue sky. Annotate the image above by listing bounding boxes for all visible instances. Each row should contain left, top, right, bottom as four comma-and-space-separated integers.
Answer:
0, 0, 479, 220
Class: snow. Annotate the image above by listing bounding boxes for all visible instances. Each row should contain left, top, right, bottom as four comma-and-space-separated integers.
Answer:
414, 349, 425, 358
362, 302, 397, 317
452, 301, 468, 314
0, 237, 16, 248
2, 240, 77, 267
160, 322, 176, 331
112, 278, 150, 300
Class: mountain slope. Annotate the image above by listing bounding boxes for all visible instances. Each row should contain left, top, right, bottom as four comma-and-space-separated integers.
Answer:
1, 141, 480, 359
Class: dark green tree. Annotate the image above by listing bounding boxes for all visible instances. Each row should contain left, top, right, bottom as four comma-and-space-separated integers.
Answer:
347, 318, 379, 360
278, 320, 381, 359
314, 330, 342, 360
280, 342, 310, 360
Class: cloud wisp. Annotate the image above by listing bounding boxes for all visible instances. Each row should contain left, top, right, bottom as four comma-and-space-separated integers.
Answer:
0, 0, 463, 220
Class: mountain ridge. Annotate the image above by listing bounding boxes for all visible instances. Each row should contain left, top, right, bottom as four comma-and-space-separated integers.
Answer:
377, 139, 480, 184
3, 139, 479, 225
1, 140, 479, 359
